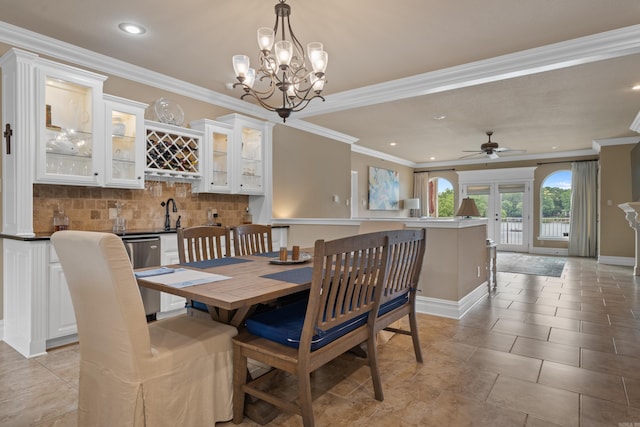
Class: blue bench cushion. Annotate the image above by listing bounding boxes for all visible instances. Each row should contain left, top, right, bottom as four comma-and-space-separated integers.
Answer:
191, 300, 209, 312
245, 293, 408, 351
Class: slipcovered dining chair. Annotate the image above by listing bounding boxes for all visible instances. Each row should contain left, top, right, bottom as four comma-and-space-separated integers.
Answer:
374, 228, 427, 362
177, 225, 231, 315
51, 230, 237, 427
232, 232, 391, 427
232, 223, 272, 256
177, 225, 230, 263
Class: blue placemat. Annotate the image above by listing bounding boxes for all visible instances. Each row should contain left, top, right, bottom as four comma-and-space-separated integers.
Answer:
253, 251, 283, 258
261, 267, 313, 285
181, 257, 252, 269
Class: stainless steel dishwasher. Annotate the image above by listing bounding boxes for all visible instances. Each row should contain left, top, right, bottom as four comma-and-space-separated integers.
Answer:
123, 235, 161, 321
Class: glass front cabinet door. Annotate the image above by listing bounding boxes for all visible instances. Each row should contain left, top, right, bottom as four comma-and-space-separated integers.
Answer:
217, 114, 269, 196
237, 124, 264, 194
104, 95, 147, 189
190, 119, 233, 194
35, 59, 107, 186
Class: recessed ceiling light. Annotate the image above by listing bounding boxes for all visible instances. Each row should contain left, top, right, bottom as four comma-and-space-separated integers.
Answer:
433, 115, 446, 120
633, 85, 640, 91
118, 22, 146, 35
430, 156, 436, 160
389, 142, 397, 146
551, 146, 557, 150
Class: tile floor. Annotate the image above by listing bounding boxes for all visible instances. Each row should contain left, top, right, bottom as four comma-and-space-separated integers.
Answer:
2, 256, 640, 426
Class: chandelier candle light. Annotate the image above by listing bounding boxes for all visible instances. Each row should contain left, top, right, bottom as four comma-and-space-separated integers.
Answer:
232, 0, 328, 122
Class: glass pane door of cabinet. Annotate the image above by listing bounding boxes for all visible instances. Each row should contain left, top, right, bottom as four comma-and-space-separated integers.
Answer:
211, 131, 229, 187
44, 78, 94, 178
240, 126, 262, 191
110, 110, 137, 181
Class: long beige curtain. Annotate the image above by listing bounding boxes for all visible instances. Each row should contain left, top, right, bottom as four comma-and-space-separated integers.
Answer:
568, 161, 597, 257
414, 172, 429, 217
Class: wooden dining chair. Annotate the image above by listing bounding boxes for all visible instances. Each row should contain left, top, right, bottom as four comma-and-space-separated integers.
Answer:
232, 232, 391, 427
177, 225, 230, 316
177, 225, 230, 263
51, 230, 237, 427
358, 220, 406, 344
232, 223, 273, 256
374, 228, 427, 363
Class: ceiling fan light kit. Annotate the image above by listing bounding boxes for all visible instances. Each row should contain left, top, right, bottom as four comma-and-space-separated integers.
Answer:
460, 131, 526, 160
232, 0, 328, 122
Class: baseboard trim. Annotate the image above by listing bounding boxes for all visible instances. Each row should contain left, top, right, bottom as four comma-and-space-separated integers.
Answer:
416, 282, 488, 320
46, 334, 78, 350
529, 247, 569, 256
598, 255, 635, 267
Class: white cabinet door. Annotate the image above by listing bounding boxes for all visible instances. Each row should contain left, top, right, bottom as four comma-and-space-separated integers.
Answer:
103, 95, 147, 189
217, 114, 272, 196
190, 119, 234, 194
48, 262, 77, 339
35, 58, 107, 186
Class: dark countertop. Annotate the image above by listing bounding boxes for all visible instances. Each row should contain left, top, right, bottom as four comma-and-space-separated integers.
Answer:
0, 224, 289, 241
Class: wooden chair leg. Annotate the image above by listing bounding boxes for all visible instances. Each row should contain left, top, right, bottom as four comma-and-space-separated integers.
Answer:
409, 312, 423, 363
366, 336, 384, 401
232, 345, 248, 424
298, 373, 314, 427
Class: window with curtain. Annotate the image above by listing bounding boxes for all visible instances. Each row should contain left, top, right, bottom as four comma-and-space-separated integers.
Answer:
414, 173, 454, 218
540, 170, 572, 239
428, 178, 454, 217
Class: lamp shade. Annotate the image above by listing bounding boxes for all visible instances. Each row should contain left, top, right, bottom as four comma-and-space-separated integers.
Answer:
456, 197, 480, 217
405, 198, 420, 210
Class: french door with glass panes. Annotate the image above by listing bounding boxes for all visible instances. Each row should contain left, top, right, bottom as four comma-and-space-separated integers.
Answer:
463, 182, 530, 252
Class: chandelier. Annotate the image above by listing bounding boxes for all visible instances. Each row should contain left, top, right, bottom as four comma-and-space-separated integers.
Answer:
232, 0, 328, 122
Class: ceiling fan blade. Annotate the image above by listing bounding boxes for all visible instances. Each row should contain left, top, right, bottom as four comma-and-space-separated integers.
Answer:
498, 148, 527, 154
487, 152, 500, 160
458, 152, 484, 159
461, 150, 483, 153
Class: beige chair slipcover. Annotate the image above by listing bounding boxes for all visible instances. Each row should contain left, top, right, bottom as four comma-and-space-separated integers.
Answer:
51, 230, 237, 427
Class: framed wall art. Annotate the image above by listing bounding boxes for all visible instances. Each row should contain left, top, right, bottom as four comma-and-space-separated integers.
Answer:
368, 166, 399, 210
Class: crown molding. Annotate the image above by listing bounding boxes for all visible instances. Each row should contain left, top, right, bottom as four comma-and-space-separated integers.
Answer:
283, 118, 359, 144
415, 149, 598, 169
295, 24, 640, 118
592, 136, 639, 152
0, 20, 348, 143
2, 20, 639, 158
351, 144, 416, 167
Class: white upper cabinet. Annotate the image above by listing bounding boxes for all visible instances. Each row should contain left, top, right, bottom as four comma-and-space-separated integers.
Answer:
104, 95, 147, 189
35, 58, 107, 186
190, 119, 234, 193
217, 114, 273, 196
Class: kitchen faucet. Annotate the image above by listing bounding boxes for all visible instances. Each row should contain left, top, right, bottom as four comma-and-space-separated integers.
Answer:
161, 198, 178, 231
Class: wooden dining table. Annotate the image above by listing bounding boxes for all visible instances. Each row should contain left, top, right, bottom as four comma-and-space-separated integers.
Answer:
135, 250, 314, 327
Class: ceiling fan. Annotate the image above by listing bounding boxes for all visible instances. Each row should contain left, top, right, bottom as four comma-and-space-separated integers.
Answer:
460, 131, 526, 160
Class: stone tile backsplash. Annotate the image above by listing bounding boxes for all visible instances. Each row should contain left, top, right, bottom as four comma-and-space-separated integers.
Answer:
33, 181, 249, 234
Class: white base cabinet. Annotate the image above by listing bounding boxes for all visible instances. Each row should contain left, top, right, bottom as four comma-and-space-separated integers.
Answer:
3, 239, 50, 358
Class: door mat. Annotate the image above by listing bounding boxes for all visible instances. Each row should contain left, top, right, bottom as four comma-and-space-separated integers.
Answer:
497, 252, 566, 277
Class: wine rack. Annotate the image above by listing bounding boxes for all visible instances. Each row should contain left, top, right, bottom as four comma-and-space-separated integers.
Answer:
145, 121, 201, 179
